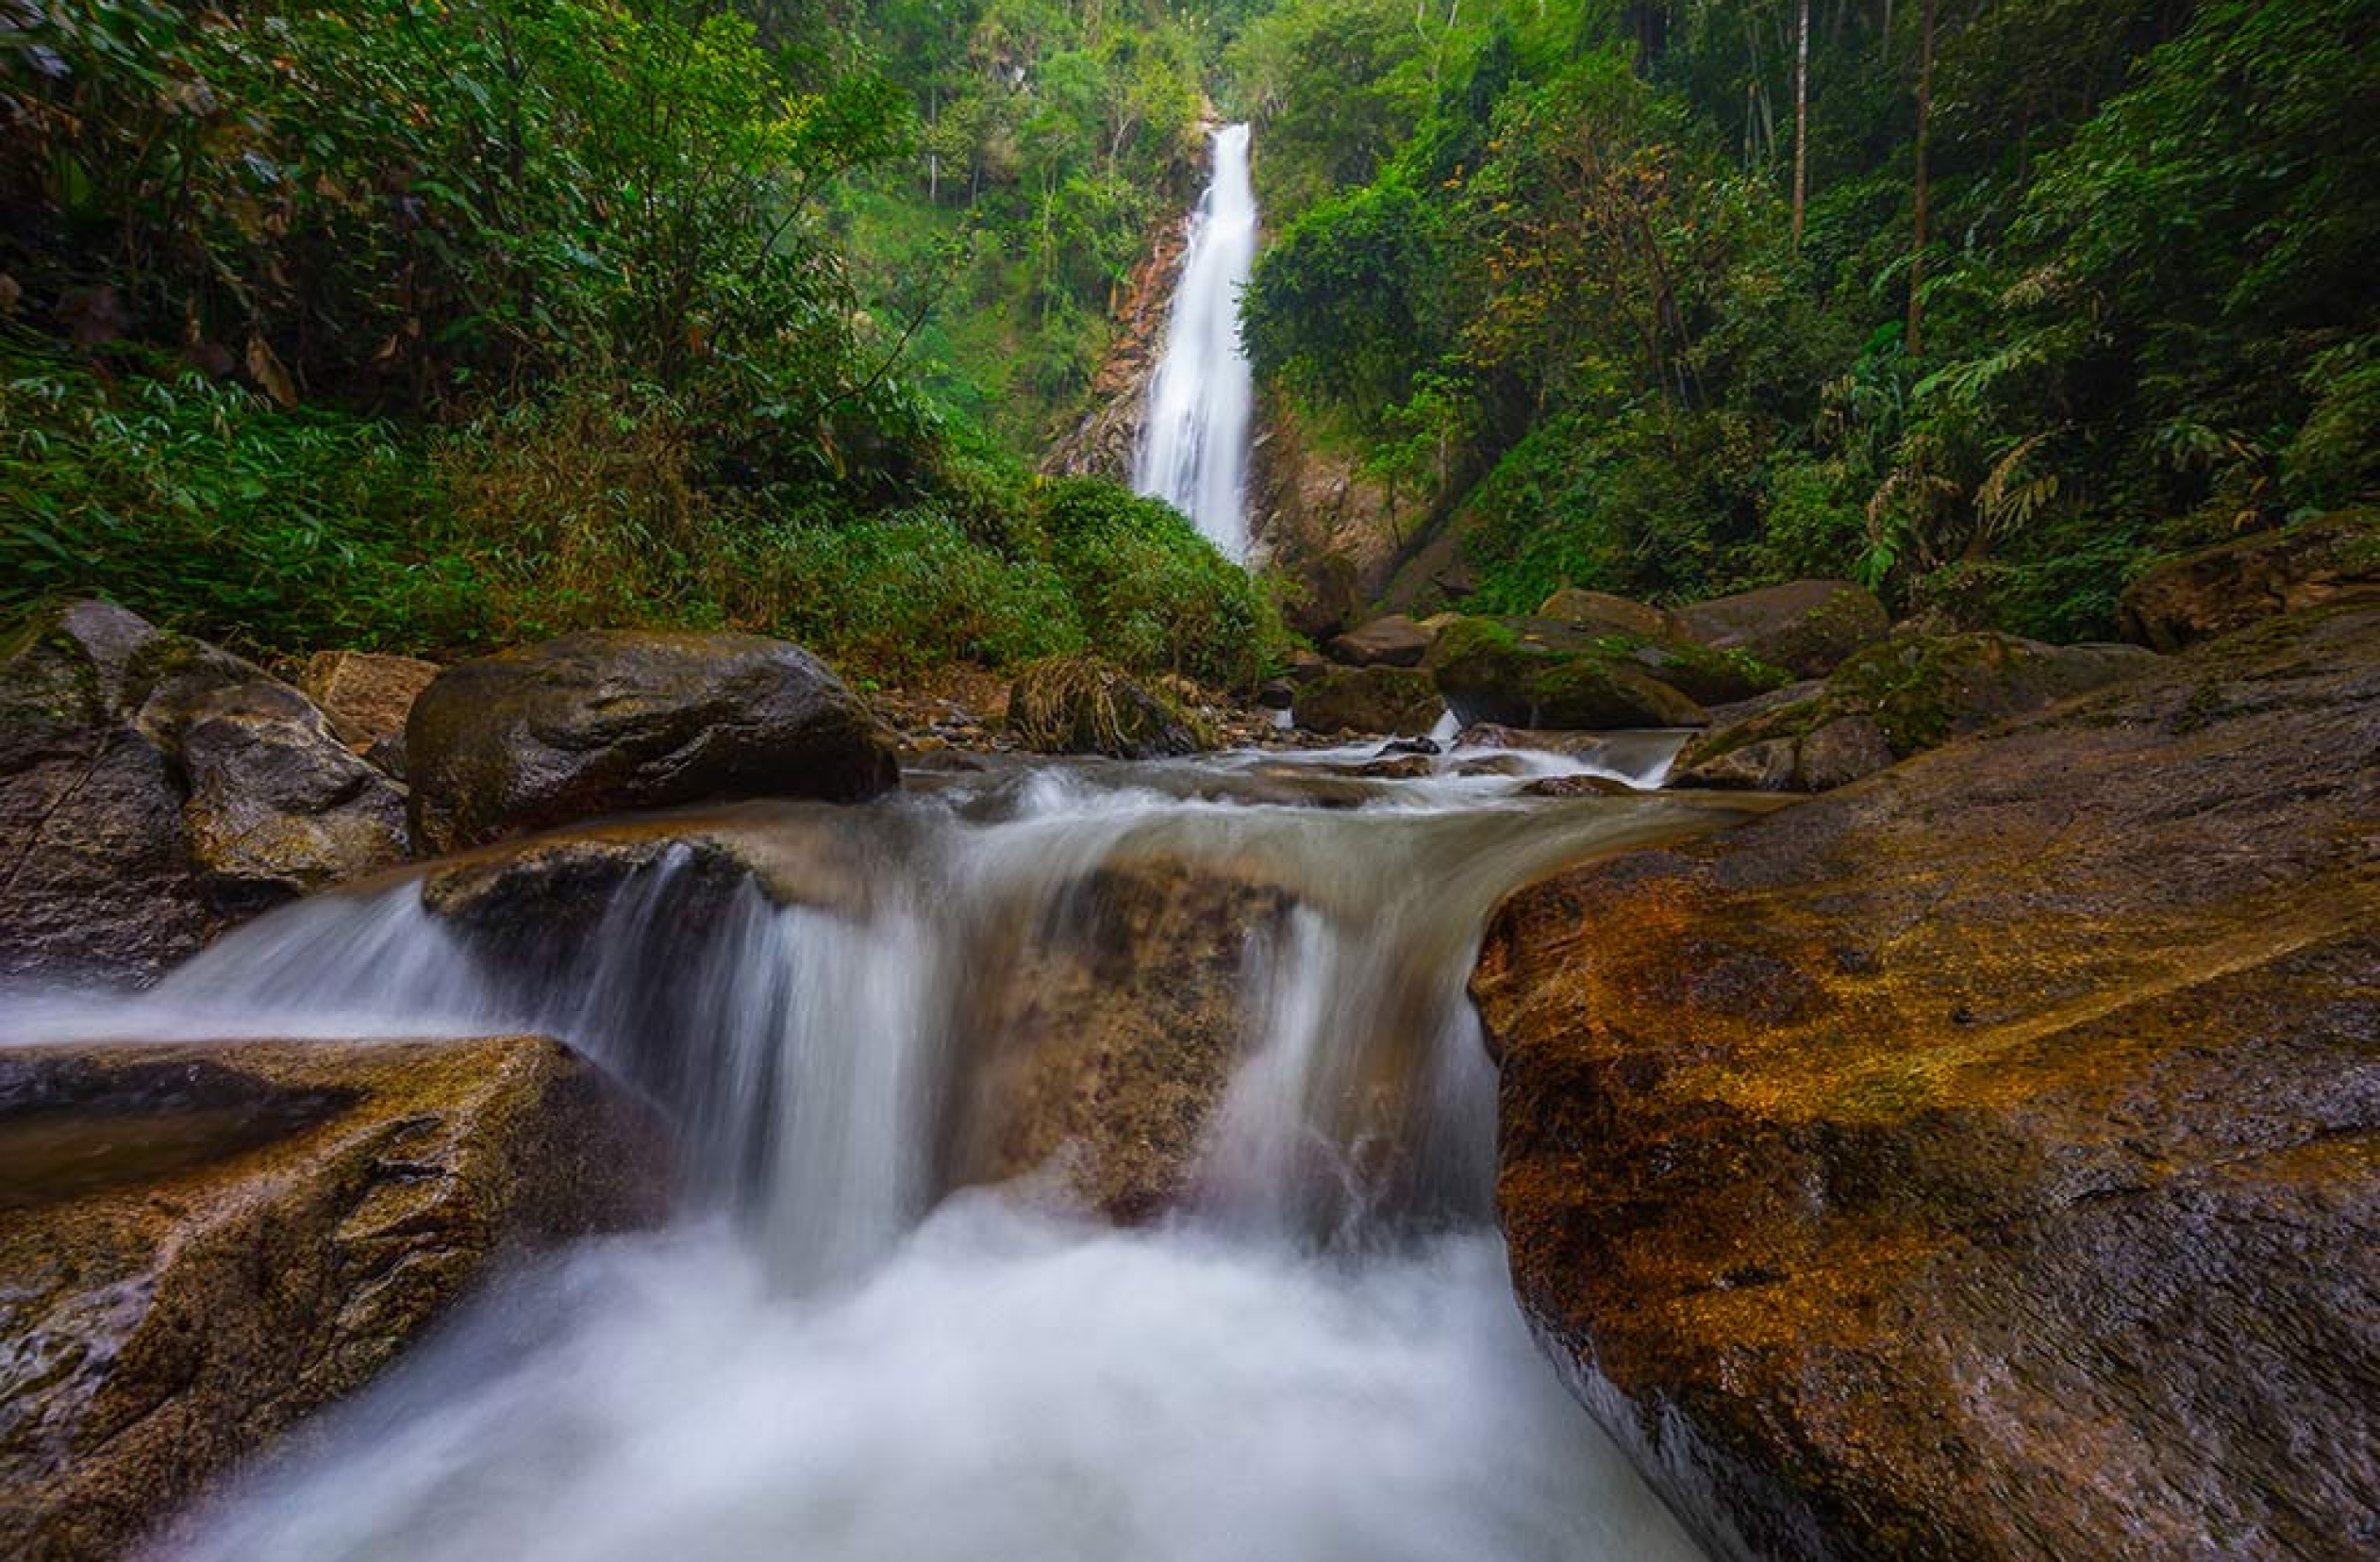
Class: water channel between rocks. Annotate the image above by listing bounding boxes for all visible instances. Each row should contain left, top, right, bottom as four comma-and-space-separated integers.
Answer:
1, 735, 1764, 1562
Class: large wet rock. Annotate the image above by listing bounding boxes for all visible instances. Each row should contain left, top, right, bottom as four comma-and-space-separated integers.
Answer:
1, 604, 404, 984
1006, 655, 1210, 759
406, 631, 898, 855
1673, 631, 2158, 792
1537, 588, 1686, 641
1293, 663, 1445, 736
0, 1035, 670, 1562
1675, 579, 1890, 679
2118, 509, 2378, 652
176, 680, 409, 916
1325, 614, 1435, 669
1424, 617, 1735, 730
1475, 601, 2380, 1562
949, 852, 1299, 1221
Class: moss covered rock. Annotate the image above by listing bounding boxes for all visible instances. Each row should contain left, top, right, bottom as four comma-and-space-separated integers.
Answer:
1674, 631, 2158, 791
1423, 616, 1731, 730
1005, 655, 1211, 758
2118, 509, 2380, 652
1292, 663, 1445, 736
1675, 578, 1891, 678
1477, 600, 2380, 1562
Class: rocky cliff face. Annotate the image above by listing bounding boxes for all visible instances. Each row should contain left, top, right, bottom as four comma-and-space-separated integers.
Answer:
1476, 601, 2380, 1562
1042, 213, 1191, 484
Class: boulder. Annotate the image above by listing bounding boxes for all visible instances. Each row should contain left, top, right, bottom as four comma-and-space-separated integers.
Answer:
1006, 655, 1210, 759
1325, 614, 1434, 669
1475, 600, 2380, 1562
1424, 617, 1714, 730
1, 603, 398, 985
2118, 509, 2379, 652
0, 1035, 670, 1562
176, 680, 409, 916
1293, 664, 1445, 736
1673, 632, 2159, 792
1536, 588, 1686, 641
948, 853, 1300, 1221
1675, 578, 1890, 678
407, 631, 899, 855
295, 650, 441, 750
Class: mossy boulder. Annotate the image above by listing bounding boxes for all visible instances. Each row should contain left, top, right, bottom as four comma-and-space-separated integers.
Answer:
1006, 655, 1212, 758
1675, 578, 1890, 678
407, 630, 899, 855
1536, 587, 1686, 641
1292, 663, 1445, 736
1477, 599, 2380, 1562
1674, 631, 2158, 791
0, 1035, 670, 1562
1423, 616, 1740, 730
2118, 509, 2380, 652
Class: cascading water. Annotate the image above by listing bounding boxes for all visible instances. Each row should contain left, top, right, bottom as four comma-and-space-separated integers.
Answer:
0, 739, 1732, 1562
1135, 123, 1259, 557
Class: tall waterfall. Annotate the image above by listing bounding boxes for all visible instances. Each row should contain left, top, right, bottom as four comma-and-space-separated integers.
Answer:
5, 743, 1723, 1562
1136, 123, 1258, 557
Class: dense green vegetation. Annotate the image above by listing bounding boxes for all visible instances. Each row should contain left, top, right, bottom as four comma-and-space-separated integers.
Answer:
1, 0, 1273, 684
6, 0, 2372, 685
1238, 0, 2380, 638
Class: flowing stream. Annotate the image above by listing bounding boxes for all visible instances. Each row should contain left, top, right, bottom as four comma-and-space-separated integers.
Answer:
1, 739, 1733, 1562
1136, 123, 1259, 557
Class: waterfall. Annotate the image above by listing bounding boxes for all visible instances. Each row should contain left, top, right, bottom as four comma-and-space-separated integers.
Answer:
1136, 123, 1259, 557
4, 751, 1726, 1562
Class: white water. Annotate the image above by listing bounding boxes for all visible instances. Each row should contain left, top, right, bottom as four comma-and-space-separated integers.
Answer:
3, 759, 1729, 1562
1136, 123, 1259, 557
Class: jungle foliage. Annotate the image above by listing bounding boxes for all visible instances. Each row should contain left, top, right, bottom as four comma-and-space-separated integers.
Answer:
0, 0, 1273, 685
1236, 0, 2380, 638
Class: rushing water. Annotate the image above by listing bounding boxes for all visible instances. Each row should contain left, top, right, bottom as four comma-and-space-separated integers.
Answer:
1136, 123, 1259, 557
1, 739, 1731, 1562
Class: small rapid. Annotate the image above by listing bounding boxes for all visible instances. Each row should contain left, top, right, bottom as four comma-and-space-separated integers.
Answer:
1, 747, 1731, 1561
1136, 123, 1260, 557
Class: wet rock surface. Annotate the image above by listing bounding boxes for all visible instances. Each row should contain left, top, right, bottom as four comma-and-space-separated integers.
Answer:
294, 650, 441, 751
1292, 663, 1445, 736
0, 1035, 671, 1562
1475, 602, 2380, 1562
176, 680, 409, 916
1, 603, 405, 985
950, 852, 1300, 1221
406, 630, 899, 855
1325, 614, 1435, 669
2119, 509, 2377, 652
1673, 631, 2159, 791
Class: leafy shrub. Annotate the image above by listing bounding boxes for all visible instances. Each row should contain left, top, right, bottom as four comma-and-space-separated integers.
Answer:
0, 344, 472, 653
741, 514, 1086, 680
1032, 477, 1282, 691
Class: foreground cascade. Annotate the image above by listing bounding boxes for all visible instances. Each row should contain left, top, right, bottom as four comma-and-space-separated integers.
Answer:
1476, 600, 2380, 1562
0, 723, 1740, 1562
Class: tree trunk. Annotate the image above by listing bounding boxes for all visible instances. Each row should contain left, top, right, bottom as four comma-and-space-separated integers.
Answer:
1906, 0, 1936, 356
1792, 0, 1811, 247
